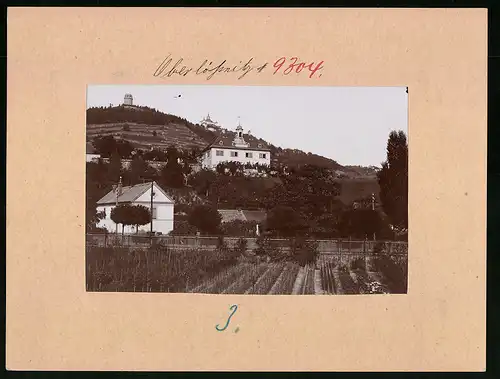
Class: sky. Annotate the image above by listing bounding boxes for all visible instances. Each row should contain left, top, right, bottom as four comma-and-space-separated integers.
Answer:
86, 85, 408, 167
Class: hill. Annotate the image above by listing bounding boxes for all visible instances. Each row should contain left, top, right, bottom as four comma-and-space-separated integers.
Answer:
86, 105, 366, 176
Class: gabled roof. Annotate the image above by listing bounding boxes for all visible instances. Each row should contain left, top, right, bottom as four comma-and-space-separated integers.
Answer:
218, 209, 267, 223
203, 130, 271, 153
213, 132, 271, 151
241, 210, 267, 223
86, 142, 98, 154
97, 181, 174, 205
218, 209, 246, 223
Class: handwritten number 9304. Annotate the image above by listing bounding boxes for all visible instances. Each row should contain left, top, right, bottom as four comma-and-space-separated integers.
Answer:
273, 57, 324, 78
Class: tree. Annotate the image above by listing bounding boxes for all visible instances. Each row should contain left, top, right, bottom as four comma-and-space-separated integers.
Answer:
160, 146, 185, 188
93, 135, 117, 158
338, 208, 383, 239
127, 156, 157, 185
377, 131, 408, 232
188, 169, 217, 197
143, 149, 167, 162
266, 164, 340, 218
115, 140, 134, 158
266, 205, 308, 238
130, 205, 151, 233
111, 204, 131, 236
108, 151, 123, 181
187, 205, 222, 235
111, 204, 151, 235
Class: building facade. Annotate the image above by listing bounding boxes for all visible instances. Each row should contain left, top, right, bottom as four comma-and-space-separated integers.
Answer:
96, 180, 175, 235
123, 93, 134, 106
201, 120, 271, 169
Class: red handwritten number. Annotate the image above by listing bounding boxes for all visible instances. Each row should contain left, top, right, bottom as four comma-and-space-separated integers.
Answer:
273, 57, 324, 78
273, 57, 286, 75
307, 61, 324, 78
283, 57, 298, 75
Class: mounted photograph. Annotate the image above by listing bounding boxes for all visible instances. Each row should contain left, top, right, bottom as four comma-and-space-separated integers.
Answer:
86, 85, 408, 295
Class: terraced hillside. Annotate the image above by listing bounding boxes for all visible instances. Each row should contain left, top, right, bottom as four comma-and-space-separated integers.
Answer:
87, 122, 209, 151
86, 105, 373, 177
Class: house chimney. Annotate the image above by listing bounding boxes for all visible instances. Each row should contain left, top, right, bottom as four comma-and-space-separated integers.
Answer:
115, 176, 123, 205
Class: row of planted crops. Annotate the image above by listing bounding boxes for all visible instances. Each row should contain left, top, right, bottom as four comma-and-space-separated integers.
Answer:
86, 245, 407, 294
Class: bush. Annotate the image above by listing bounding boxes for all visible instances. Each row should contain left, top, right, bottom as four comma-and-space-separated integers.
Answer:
374, 255, 407, 294
350, 257, 366, 271
338, 264, 349, 273
188, 205, 222, 235
373, 241, 386, 254
289, 237, 319, 266
255, 236, 283, 261
221, 220, 258, 237
170, 220, 198, 235
235, 237, 248, 254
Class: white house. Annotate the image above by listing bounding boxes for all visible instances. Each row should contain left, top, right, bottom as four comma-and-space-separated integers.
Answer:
201, 119, 271, 169
86, 142, 101, 163
96, 180, 175, 235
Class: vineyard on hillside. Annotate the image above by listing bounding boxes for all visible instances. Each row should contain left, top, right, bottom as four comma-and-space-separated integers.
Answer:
86, 244, 407, 295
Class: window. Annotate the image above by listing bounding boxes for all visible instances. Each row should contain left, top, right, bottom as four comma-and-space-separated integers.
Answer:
259, 153, 267, 159
216, 150, 224, 156
245, 152, 253, 158
258, 143, 262, 148
230, 151, 238, 157
238, 132, 242, 138
152, 207, 158, 219
219, 141, 223, 145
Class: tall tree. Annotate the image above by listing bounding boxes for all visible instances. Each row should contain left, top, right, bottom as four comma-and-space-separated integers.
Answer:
266, 205, 308, 238
127, 156, 157, 185
188, 205, 222, 235
377, 130, 408, 232
160, 146, 185, 188
108, 151, 122, 181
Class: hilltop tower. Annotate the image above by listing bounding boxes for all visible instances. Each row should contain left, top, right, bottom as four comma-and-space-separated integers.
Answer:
123, 93, 133, 106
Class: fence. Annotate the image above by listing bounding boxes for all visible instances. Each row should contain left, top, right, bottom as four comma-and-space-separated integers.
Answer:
86, 233, 408, 256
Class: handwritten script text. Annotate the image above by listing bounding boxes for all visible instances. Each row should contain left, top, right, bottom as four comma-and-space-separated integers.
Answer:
152, 54, 325, 81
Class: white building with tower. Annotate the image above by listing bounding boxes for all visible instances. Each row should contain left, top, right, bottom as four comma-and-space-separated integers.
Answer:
201, 118, 271, 170
199, 113, 220, 131
123, 93, 134, 106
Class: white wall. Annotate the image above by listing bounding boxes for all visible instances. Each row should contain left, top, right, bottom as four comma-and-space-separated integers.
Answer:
86, 153, 100, 163
96, 202, 174, 235
202, 147, 271, 169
